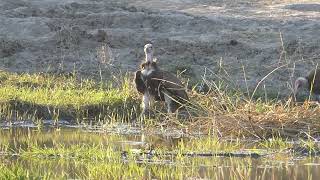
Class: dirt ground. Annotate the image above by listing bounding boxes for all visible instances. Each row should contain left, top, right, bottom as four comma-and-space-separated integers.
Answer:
1, 0, 320, 96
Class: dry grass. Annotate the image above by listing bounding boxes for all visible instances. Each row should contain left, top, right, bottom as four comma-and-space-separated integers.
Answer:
192, 99, 320, 138
160, 82, 320, 139
152, 61, 320, 139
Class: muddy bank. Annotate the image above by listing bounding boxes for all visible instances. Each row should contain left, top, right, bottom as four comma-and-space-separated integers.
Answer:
0, 0, 320, 96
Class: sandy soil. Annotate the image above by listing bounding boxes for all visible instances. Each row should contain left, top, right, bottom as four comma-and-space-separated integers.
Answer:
1, 0, 320, 96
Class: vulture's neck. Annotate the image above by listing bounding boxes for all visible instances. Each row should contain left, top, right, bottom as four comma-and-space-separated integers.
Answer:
145, 53, 153, 63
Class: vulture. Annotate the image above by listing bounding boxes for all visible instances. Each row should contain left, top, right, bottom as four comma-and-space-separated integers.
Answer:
134, 44, 189, 114
294, 69, 320, 101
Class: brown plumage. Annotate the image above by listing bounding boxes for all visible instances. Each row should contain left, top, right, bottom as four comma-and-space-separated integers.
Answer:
294, 69, 320, 101
135, 61, 164, 101
134, 51, 189, 114
134, 70, 146, 94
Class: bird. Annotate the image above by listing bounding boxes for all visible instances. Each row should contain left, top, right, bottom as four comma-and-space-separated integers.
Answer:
134, 44, 189, 114
294, 69, 320, 101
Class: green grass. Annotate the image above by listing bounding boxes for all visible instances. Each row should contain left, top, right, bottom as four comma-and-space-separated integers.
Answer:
0, 70, 139, 122
0, 164, 50, 180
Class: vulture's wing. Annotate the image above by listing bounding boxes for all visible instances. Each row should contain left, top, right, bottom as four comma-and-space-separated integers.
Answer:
134, 70, 146, 94
154, 71, 189, 102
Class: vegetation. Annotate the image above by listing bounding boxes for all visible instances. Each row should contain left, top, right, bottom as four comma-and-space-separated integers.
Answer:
0, 71, 318, 178
0, 70, 139, 124
0, 128, 318, 179
0, 70, 319, 139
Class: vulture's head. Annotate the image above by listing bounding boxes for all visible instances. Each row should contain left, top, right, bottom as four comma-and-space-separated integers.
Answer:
294, 77, 308, 98
144, 44, 154, 58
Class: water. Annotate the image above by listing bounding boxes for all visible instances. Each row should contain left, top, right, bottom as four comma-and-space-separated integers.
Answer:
0, 124, 319, 179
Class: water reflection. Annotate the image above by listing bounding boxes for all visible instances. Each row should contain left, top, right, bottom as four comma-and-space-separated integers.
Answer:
0, 126, 319, 179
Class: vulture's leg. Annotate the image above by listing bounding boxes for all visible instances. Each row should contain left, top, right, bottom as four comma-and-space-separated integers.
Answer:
142, 92, 154, 115
164, 93, 174, 113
